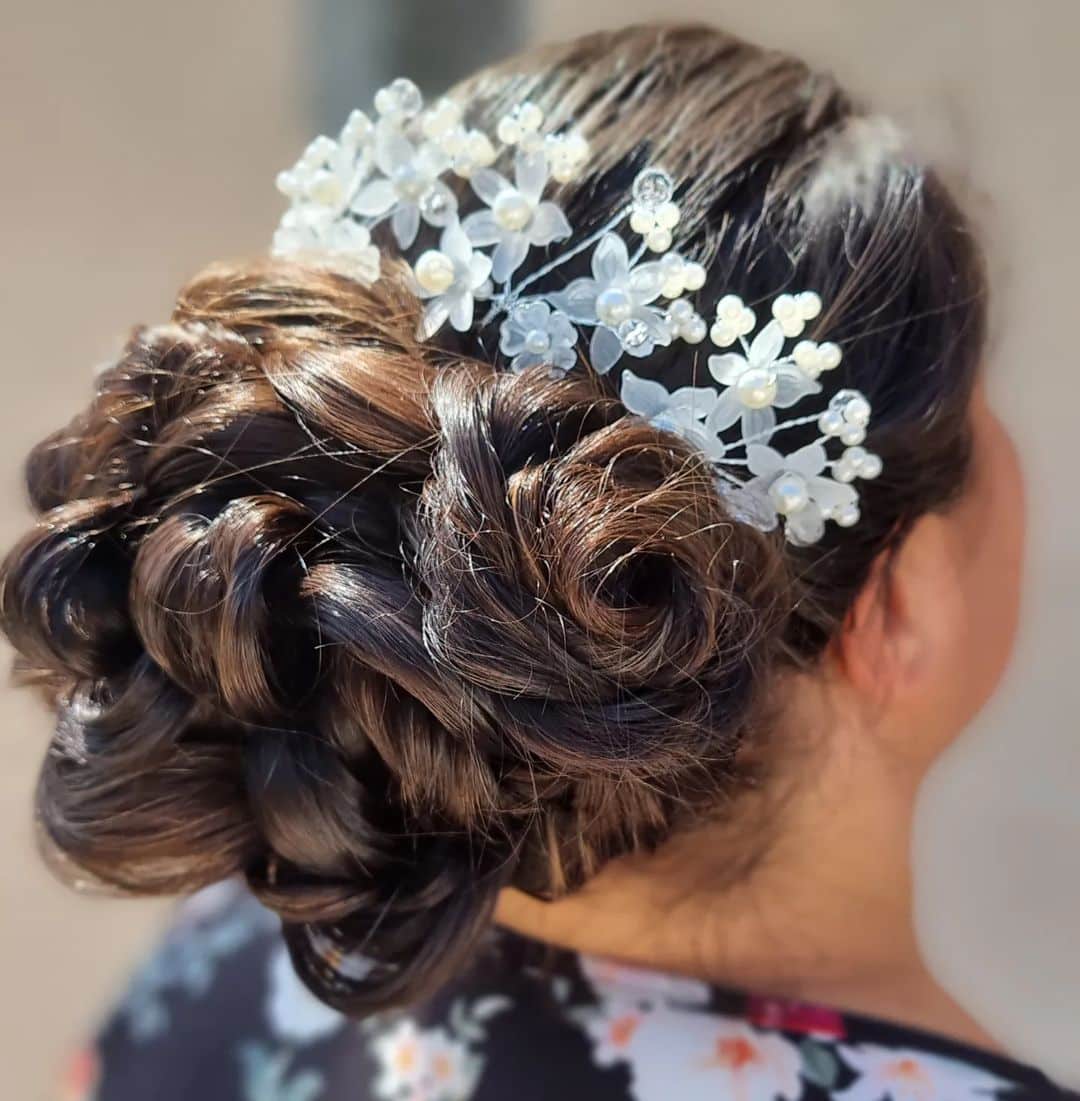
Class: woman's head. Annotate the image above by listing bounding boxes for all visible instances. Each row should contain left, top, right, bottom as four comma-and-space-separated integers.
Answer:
0, 23, 1020, 1013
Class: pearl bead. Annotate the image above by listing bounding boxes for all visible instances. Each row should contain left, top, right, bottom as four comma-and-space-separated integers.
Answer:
629, 209, 654, 235
710, 320, 739, 347
737, 308, 757, 335
668, 298, 695, 323
683, 262, 707, 291
769, 473, 809, 516
276, 170, 299, 196
524, 329, 552, 355
646, 228, 673, 253
736, 368, 778, 409
308, 171, 345, 207
661, 276, 685, 299
779, 315, 805, 338
517, 102, 544, 131
655, 201, 681, 230
497, 117, 522, 144
843, 446, 868, 469
833, 459, 857, 483
493, 189, 533, 231
596, 288, 634, 326
818, 409, 845, 436
840, 424, 866, 446
465, 132, 495, 166
302, 136, 336, 166
716, 295, 745, 323
414, 250, 456, 294
818, 342, 842, 370
660, 253, 685, 276
793, 340, 821, 378
859, 453, 883, 480
835, 503, 861, 528
422, 99, 461, 138
683, 317, 707, 344
844, 396, 871, 426
772, 294, 798, 321
796, 291, 822, 320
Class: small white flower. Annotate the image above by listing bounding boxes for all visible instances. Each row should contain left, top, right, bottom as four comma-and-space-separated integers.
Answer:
372, 1019, 428, 1096
275, 109, 374, 217
350, 122, 458, 249
499, 301, 577, 374
548, 234, 672, 374
620, 369, 725, 461
271, 209, 381, 283
742, 442, 860, 545
707, 319, 822, 442
835, 1044, 1010, 1101
373, 77, 424, 120
461, 150, 572, 282
413, 220, 493, 338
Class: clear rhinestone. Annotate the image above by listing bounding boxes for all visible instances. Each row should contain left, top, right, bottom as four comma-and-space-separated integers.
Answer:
617, 318, 650, 350
632, 167, 674, 211
389, 77, 423, 117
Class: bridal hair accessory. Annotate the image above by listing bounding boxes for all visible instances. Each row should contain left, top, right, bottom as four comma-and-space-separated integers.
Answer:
273, 78, 883, 545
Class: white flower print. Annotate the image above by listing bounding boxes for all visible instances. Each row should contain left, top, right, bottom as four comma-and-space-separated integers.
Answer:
371, 1020, 480, 1101
350, 121, 458, 249
499, 301, 578, 374
582, 999, 804, 1101
413, 220, 493, 339
835, 1044, 1010, 1101
264, 946, 346, 1045
707, 319, 821, 443
742, 442, 859, 546
620, 370, 725, 461
271, 209, 381, 283
549, 234, 672, 374
461, 149, 572, 282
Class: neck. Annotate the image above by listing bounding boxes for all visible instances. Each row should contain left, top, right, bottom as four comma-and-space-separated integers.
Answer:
496, 700, 999, 1053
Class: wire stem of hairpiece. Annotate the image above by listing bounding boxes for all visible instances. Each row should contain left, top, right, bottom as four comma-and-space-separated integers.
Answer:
734, 412, 824, 450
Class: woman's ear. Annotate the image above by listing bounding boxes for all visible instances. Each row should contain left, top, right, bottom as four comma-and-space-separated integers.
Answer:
835, 514, 966, 720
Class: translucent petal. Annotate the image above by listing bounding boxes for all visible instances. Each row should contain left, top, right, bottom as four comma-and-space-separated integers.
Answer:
416, 141, 450, 179
718, 477, 779, 530
746, 444, 784, 478
374, 126, 414, 176
418, 298, 450, 340
619, 369, 667, 417
499, 319, 527, 356
786, 442, 828, 477
622, 309, 673, 358
510, 351, 545, 373
461, 209, 501, 247
708, 353, 749, 386
592, 234, 630, 284
786, 502, 826, 546
551, 345, 578, 371
705, 388, 743, 434
667, 386, 719, 418
491, 234, 531, 283
467, 252, 493, 289
449, 292, 475, 332
810, 476, 858, 514
422, 181, 458, 226
527, 202, 572, 246
749, 319, 785, 367
440, 220, 474, 265
392, 203, 420, 249
627, 261, 666, 304
549, 312, 577, 346
590, 325, 623, 375
740, 405, 777, 444
471, 167, 511, 206
349, 178, 397, 217
514, 300, 552, 332
514, 149, 549, 202
547, 278, 598, 324
774, 365, 822, 408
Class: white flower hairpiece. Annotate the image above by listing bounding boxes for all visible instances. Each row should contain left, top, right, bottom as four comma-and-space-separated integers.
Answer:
272, 78, 883, 546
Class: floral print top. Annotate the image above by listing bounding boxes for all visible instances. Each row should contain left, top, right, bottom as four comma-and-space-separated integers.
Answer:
65, 883, 1075, 1101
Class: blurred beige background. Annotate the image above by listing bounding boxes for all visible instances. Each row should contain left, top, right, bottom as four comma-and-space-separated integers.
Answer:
1, 1, 1078, 1097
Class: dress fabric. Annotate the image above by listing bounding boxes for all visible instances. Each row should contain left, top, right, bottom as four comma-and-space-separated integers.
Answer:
63, 883, 1076, 1101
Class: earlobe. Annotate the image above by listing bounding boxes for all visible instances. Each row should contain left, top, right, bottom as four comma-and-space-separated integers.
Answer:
836, 549, 898, 709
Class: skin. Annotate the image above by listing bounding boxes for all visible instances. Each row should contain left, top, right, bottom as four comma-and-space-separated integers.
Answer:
497, 390, 1026, 1051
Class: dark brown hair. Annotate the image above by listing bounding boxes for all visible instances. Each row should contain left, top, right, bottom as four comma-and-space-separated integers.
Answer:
0, 23, 985, 1014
